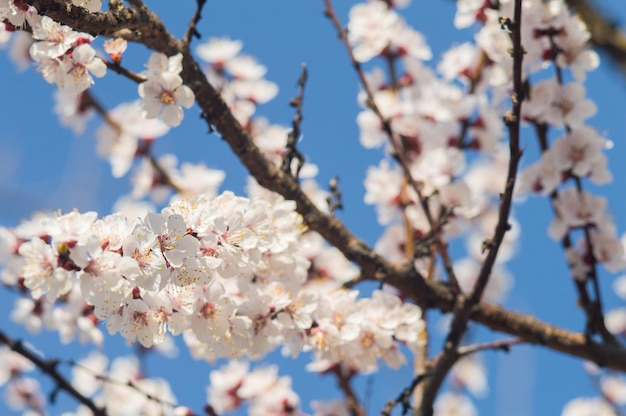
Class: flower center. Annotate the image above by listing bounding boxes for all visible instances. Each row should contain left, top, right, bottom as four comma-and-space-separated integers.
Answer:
160, 90, 175, 105
568, 146, 586, 163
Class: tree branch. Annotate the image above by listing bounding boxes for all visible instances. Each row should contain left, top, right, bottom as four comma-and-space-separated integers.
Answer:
457, 337, 525, 357
104, 60, 146, 83
418, 2, 526, 412
381, 373, 430, 416
26, 0, 181, 52
0, 329, 107, 416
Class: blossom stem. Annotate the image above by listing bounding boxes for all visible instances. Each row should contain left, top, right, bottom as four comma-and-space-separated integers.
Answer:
104, 60, 146, 84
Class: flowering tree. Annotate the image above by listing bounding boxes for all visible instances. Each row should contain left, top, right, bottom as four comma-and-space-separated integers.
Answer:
1, 0, 626, 415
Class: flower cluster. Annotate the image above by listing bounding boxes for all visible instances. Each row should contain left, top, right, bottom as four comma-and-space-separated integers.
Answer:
356, 0, 517, 299
207, 361, 301, 416
0, 190, 423, 374
0, 0, 624, 414
196, 37, 278, 128
207, 360, 356, 416
349, 0, 624, 412
0, 0, 38, 28
138, 52, 195, 127
348, 0, 432, 62
29, 15, 106, 94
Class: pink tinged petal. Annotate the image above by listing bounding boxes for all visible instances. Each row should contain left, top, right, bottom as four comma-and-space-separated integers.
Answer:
340, 324, 360, 341
196, 38, 243, 63
589, 158, 612, 184
293, 314, 313, 329
276, 312, 294, 328
374, 331, 394, 349
577, 100, 597, 119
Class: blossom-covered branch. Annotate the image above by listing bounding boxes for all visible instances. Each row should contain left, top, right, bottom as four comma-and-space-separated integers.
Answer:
20, 0, 626, 377
4, 1, 626, 414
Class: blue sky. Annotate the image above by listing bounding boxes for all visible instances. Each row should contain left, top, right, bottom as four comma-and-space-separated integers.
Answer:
1, 0, 626, 414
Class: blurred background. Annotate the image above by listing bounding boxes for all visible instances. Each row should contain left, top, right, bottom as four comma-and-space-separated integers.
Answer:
1, 0, 626, 414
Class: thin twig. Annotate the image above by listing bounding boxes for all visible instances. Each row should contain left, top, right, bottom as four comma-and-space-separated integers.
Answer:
282, 63, 308, 178
322, 0, 434, 228
82, 90, 122, 134
381, 373, 430, 416
0, 329, 107, 416
183, 0, 207, 46
104, 60, 146, 84
457, 337, 525, 357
